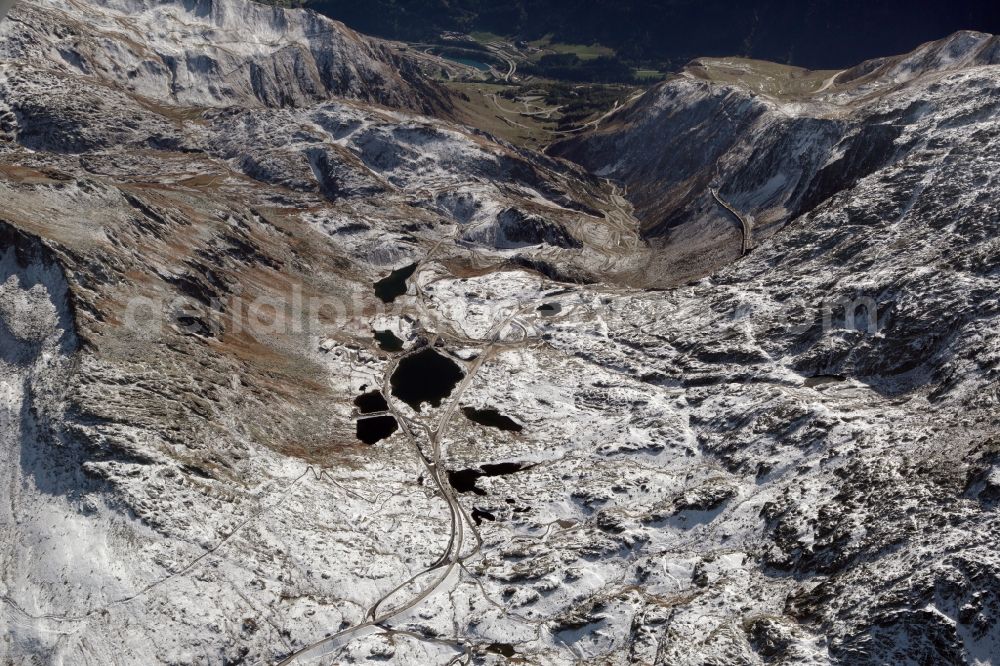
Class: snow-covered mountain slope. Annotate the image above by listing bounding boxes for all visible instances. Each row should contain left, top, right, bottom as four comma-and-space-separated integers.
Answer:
0, 2, 999, 664
552, 30, 1000, 286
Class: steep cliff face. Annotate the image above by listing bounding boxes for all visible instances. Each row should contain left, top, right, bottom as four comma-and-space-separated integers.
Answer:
552, 30, 1000, 286
1, 3, 1000, 664
0, 0, 451, 113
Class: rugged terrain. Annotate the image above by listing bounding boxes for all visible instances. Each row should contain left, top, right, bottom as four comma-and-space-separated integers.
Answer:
553, 30, 1000, 285
0, 1, 999, 664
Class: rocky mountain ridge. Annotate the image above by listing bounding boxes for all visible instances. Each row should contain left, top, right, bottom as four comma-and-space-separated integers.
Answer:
553, 30, 1000, 285
0, 0, 452, 112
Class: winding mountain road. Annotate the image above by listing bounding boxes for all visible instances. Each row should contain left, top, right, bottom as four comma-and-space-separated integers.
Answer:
277, 269, 539, 664
710, 187, 753, 255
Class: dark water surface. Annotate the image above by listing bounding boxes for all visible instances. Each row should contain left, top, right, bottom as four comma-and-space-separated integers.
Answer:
374, 329, 404, 352
447, 462, 530, 495
462, 406, 522, 432
374, 263, 417, 303
357, 415, 398, 444
354, 390, 389, 414
390, 347, 464, 411
537, 302, 562, 316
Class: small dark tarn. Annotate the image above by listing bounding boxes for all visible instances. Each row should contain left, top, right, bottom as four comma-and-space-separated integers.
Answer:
390, 347, 464, 411
356, 415, 398, 444
462, 406, 522, 432
537, 302, 562, 316
448, 469, 486, 495
472, 507, 496, 525
447, 462, 530, 495
804, 373, 847, 388
374, 329, 404, 352
354, 390, 389, 414
374, 263, 418, 303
